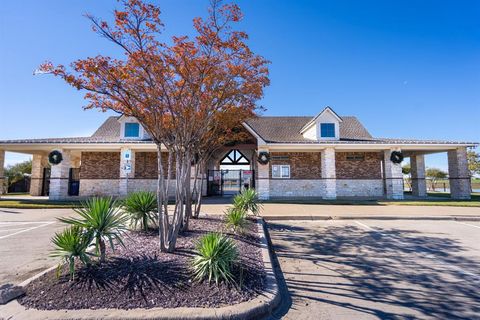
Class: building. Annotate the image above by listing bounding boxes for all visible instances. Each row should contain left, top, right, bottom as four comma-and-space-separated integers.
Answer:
0, 107, 476, 200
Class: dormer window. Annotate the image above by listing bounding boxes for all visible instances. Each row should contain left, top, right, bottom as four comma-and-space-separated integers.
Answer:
124, 122, 140, 138
320, 123, 335, 138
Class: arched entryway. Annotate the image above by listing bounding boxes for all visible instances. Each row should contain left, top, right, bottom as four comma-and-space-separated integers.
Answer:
207, 149, 255, 196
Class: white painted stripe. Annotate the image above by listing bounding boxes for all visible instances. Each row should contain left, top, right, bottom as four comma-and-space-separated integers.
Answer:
354, 220, 480, 281
455, 221, 480, 229
0, 228, 34, 233
0, 222, 56, 240
0, 221, 56, 225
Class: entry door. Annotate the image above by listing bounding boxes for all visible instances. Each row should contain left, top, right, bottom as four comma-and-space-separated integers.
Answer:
41, 168, 51, 196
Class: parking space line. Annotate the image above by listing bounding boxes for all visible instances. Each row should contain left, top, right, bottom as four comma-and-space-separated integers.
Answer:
354, 220, 480, 282
0, 222, 56, 240
455, 221, 480, 229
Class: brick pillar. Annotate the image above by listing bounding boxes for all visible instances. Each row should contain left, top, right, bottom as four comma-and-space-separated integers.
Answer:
0, 150, 5, 195
119, 148, 135, 197
30, 154, 47, 196
384, 149, 404, 200
321, 147, 336, 199
410, 154, 427, 197
256, 149, 270, 200
448, 147, 471, 200
49, 150, 71, 200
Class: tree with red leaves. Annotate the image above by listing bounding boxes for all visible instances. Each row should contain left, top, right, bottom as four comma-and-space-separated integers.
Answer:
39, 0, 269, 252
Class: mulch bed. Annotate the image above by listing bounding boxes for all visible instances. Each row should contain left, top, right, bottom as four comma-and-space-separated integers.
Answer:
19, 216, 265, 310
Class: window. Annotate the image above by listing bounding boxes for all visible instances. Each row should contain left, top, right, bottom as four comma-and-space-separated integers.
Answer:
124, 122, 140, 138
272, 165, 290, 178
320, 123, 335, 138
346, 152, 365, 161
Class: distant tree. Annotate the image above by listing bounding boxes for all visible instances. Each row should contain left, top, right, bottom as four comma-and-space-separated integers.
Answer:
4, 160, 32, 187
402, 164, 412, 191
426, 168, 447, 192
467, 149, 480, 177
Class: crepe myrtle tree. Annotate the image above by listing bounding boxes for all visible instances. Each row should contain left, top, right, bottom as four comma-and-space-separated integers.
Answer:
39, 0, 269, 252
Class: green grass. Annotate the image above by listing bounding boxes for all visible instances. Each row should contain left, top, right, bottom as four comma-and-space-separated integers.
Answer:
262, 193, 480, 207
0, 199, 80, 209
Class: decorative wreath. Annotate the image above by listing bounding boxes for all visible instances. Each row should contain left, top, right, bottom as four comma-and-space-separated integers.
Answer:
48, 150, 63, 165
390, 151, 404, 164
257, 151, 270, 165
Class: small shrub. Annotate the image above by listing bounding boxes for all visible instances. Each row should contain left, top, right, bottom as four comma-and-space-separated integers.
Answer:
191, 233, 238, 284
122, 191, 157, 231
51, 226, 93, 280
224, 207, 248, 234
58, 197, 129, 263
233, 188, 262, 216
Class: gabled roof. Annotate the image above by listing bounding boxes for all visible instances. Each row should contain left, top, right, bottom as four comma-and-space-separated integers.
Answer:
245, 116, 372, 143
0, 115, 477, 146
300, 106, 343, 134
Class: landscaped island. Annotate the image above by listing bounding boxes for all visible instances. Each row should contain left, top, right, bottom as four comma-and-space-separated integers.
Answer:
19, 216, 264, 310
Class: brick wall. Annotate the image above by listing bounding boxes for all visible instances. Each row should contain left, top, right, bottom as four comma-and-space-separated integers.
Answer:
336, 152, 383, 179
135, 152, 176, 179
80, 152, 120, 179
269, 152, 322, 179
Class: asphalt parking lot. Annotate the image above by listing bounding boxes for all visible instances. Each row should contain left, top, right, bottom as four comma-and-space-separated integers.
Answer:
0, 208, 74, 285
267, 219, 480, 320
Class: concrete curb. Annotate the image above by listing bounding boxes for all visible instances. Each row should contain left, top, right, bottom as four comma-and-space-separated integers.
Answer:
263, 215, 480, 222
0, 219, 280, 320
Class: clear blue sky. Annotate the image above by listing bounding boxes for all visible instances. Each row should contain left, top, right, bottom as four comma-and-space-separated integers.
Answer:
1, 0, 479, 168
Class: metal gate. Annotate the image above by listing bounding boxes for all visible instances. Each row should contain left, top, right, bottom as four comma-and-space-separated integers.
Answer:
68, 168, 80, 196
41, 168, 51, 196
207, 169, 255, 196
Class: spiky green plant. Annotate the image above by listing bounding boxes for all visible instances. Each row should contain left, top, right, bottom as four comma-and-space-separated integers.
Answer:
58, 197, 129, 263
122, 191, 157, 231
224, 207, 248, 234
51, 226, 93, 280
191, 233, 238, 284
233, 188, 262, 216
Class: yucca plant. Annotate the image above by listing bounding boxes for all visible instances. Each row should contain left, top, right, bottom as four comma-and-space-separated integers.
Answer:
51, 226, 93, 280
233, 188, 262, 216
58, 197, 129, 263
224, 207, 248, 234
191, 233, 238, 284
122, 191, 157, 231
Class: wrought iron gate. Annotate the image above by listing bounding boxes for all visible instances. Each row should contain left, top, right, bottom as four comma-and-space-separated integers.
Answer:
207, 169, 255, 196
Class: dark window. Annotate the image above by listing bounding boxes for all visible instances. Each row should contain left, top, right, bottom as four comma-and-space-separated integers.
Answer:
125, 122, 140, 137
320, 123, 335, 138
346, 152, 365, 161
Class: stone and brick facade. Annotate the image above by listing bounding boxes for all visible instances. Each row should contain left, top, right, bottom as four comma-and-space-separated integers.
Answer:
0, 107, 476, 200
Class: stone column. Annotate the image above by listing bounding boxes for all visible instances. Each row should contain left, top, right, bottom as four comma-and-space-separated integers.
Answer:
410, 154, 427, 197
0, 150, 5, 195
384, 149, 404, 200
119, 148, 135, 197
321, 147, 336, 199
256, 149, 270, 200
30, 154, 47, 196
49, 150, 71, 200
448, 147, 471, 200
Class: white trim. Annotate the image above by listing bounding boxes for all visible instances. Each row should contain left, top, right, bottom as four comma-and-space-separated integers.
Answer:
271, 164, 290, 179
242, 122, 267, 145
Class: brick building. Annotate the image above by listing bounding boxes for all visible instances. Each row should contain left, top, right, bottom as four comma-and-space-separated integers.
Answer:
0, 107, 476, 200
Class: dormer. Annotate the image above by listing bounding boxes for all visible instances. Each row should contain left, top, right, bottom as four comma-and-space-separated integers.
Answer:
118, 115, 147, 139
300, 106, 342, 141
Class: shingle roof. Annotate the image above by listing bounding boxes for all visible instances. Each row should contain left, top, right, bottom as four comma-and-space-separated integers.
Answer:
245, 116, 373, 143
0, 115, 476, 146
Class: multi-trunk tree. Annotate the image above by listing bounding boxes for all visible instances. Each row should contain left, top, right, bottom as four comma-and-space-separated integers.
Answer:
40, 0, 269, 252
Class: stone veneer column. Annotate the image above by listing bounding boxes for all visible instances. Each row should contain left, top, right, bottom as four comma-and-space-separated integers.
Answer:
383, 149, 404, 200
321, 147, 336, 200
410, 154, 427, 197
30, 154, 47, 196
119, 148, 135, 197
0, 150, 5, 195
256, 149, 270, 200
49, 150, 71, 200
448, 147, 471, 200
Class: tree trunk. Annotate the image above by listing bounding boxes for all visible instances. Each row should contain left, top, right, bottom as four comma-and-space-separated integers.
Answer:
157, 145, 168, 252
99, 238, 106, 263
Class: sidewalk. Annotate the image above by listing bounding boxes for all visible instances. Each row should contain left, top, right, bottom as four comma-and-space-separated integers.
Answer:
256, 203, 480, 221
